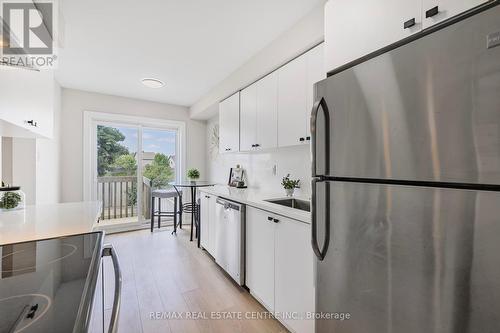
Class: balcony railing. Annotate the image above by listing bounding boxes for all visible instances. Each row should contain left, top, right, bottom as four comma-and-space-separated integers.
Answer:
97, 176, 145, 220
97, 176, 178, 224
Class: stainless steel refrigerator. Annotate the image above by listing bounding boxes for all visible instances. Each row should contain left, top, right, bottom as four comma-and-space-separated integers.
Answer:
311, 3, 500, 333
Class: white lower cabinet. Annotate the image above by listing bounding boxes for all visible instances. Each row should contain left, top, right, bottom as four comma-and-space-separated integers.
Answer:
275, 216, 315, 333
200, 193, 217, 255
246, 206, 315, 333
246, 206, 276, 311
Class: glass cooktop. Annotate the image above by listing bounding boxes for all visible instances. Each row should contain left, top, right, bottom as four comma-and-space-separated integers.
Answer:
0, 232, 103, 333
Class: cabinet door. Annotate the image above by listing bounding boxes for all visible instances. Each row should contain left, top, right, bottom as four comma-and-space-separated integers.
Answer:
245, 207, 275, 311
0, 68, 54, 138
256, 72, 278, 150
240, 84, 257, 152
275, 218, 315, 333
219, 92, 240, 153
422, 0, 487, 28
200, 194, 210, 250
277, 55, 307, 147
305, 44, 326, 138
208, 196, 217, 255
325, 0, 422, 73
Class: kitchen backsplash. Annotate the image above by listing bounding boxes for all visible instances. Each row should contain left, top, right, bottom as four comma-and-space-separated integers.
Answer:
206, 117, 312, 197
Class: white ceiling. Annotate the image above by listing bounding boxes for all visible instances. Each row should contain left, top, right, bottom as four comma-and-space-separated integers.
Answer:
56, 0, 323, 107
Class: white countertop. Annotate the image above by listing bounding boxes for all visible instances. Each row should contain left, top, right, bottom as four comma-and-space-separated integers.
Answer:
0, 201, 102, 245
199, 185, 311, 224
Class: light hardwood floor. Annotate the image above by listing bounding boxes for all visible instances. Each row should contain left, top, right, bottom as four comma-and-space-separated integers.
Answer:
102, 226, 289, 333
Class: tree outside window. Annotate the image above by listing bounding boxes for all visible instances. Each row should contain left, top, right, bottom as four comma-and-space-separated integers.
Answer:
97, 125, 175, 205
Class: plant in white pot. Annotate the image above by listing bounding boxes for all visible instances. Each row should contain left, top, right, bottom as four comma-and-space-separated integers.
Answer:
281, 174, 300, 197
0, 183, 25, 211
187, 168, 200, 182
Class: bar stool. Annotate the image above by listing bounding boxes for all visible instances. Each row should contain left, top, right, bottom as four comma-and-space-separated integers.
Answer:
145, 177, 182, 234
150, 188, 182, 233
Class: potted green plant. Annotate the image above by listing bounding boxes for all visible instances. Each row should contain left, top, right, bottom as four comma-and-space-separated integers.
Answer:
0, 185, 25, 211
187, 168, 200, 182
281, 174, 300, 197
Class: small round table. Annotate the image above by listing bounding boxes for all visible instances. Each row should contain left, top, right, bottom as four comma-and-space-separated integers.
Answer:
172, 181, 215, 242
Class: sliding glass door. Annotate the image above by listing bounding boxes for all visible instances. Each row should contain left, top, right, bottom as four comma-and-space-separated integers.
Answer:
94, 123, 141, 228
140, 127, 179, 225
87, 115, 183, 232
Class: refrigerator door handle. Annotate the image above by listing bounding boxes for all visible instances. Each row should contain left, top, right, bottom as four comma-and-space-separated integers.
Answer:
311, 97, 330, 177
311, 177, 331, 261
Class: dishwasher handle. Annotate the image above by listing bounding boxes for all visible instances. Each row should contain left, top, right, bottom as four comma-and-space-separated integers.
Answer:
102, 244, 122, 333
215, 198, 241, 211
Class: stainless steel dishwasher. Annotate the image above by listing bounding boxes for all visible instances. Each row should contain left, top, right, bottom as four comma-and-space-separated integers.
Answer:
214, 197, 245, 285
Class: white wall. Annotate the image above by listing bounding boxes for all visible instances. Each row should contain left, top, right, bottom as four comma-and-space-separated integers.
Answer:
60, 88, 207, 203
36, 81, 62, 204
206, 117, 311, 197
190, 2, 325, 119
11, 138, 37, 204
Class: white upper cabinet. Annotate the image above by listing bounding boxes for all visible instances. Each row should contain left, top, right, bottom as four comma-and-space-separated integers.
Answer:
241, 72, 279, 152
422, 0, 487, 28
278, 55, 308, 147
219, 92, 240, 153
306, 44, 326, 138
0, 68, 55, 138
325, 0, 422, 73
240, 84, 257, 152
255, 72, 278, 150
225, 45, 324, 152
278, 44, 325, 147
325, 0, 490, 73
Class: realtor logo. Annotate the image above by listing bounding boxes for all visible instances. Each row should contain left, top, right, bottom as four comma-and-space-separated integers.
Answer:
1, 0, 56, 68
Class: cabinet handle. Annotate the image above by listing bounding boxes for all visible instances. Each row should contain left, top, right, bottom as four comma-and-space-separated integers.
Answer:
299, 137, 305, 142
251, 144, 256, 148
225, 148, 231, 151
273, 218, 279, 223
425, 6, 439, 18
26, 120, 38, 127
306, 136, 311, 141
267, 216, 273, 221
404, 18, 416, 29
254, 144, 260, 147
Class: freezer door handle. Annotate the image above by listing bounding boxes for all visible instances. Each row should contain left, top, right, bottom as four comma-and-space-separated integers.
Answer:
311, 97, 330, 177
311, 177, 330, 261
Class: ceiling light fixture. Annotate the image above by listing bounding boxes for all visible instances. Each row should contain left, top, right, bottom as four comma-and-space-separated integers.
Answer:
141, 78, 165, 88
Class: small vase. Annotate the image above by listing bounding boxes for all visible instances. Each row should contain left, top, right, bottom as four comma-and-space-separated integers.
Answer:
285, 188, 294, 197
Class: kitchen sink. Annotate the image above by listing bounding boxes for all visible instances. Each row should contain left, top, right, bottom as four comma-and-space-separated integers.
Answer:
265, 198, 311, 212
